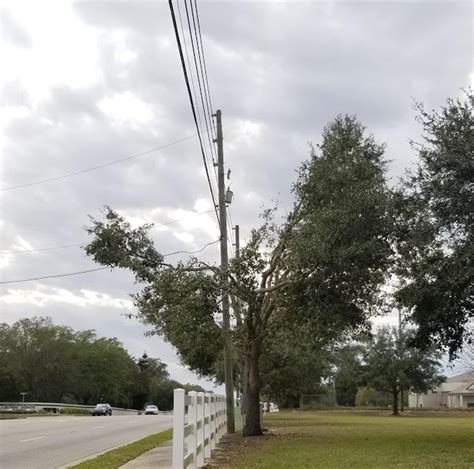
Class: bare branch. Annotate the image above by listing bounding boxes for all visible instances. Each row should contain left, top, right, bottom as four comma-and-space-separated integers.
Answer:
230, 294, 243, 326
260, 201, 302, 286
256, 279, 292, 294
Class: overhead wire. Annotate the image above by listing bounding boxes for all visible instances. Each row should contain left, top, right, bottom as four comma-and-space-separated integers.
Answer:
176, 1, 219, 205
192, 0, 216, 143
2, 2, 231, 285
0, 267, 110, 285
189, 0, 220, 191
162, 238, 219, 257
0, 239, 220, 285
176, 1, 208, 156
187, 0, 218, 165
0, 208, 216, 255
169, 0, 219, 224
0, 133, 201, 192
181, 0, 220, 208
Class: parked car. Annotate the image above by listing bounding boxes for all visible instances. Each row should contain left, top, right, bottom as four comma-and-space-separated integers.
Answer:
144, 405, 159, 415
91, 403, 112, 416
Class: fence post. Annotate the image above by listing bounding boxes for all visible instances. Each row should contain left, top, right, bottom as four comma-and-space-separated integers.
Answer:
210, 394, 216, 450
223, 394, 227, 436
219, 396, 224, 440
224, 394, 228, 435
188, 391, 197, 469
197, 392, 205, 467
172, 388, 185, 469
204, 393, 211, 459
216, 396, 221, 445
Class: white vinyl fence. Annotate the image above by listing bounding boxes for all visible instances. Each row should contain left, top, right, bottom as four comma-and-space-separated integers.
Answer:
172, 389, 227, 469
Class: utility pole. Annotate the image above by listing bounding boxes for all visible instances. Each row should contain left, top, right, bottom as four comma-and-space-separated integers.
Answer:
233, 224, 240, 405
398, 308, 404, 413
215, 109, 235, 433
234, 225, 240, 260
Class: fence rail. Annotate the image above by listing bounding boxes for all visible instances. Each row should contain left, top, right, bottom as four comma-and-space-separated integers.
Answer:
173, 389, 227, 469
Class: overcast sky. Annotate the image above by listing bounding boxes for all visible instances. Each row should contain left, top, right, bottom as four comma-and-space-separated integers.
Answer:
1, 0, 472, 388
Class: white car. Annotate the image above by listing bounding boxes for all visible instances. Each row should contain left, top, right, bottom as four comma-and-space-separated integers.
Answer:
144, 405, 159, 415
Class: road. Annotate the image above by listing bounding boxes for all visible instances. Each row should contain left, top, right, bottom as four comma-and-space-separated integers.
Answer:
0, 414, 173, 469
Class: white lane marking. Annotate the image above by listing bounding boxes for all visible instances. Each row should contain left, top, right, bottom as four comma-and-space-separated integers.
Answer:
93, 426, 104, 429
20, 436, 46, 442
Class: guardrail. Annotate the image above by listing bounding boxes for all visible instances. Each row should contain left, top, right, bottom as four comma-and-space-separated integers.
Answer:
172, 389, 226, 469
0, 402, 138, 415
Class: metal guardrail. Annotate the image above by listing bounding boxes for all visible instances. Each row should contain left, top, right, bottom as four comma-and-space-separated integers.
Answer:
0, 402, 139, 414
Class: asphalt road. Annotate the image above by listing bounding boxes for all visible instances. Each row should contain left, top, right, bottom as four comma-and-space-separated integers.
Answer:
0, 414, 173, 469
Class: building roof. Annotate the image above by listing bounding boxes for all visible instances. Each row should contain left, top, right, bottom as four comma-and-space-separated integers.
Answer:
446, 371, 474, 383
443, 371, 474, 395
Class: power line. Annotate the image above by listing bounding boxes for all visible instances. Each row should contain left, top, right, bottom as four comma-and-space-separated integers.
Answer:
176, 1, 208, 158
186, 0, 218, 166
0, 209, 216, 255
176, 0, 219, 199
187, 0, 220, 197
168, 0, 219, 224
192, 0, 217, 145
1, 242, 88, 255
163, 238, 219, 257
0, 239, 220, 285
0, 133, 201, 192
0, 267, 109, 285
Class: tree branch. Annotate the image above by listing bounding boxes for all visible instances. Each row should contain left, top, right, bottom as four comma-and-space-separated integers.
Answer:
256, 279, 292, 294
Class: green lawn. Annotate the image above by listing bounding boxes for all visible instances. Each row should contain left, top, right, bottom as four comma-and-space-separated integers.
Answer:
231, 411, 474, 469
70, 428, 172, 469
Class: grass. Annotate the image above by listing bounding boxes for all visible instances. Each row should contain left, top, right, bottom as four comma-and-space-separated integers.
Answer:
0, 412, 52, 419
70, 428, 172, 469
0, 410, 90, 419
227, 411, 474, 469
0, 414, 27, 419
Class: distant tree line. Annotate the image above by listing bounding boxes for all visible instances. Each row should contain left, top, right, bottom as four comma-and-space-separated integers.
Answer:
0, 317, 204, 409
262, 326, 445, 415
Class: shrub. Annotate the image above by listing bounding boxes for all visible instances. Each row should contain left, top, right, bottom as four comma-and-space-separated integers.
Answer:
60, 407, 91, 415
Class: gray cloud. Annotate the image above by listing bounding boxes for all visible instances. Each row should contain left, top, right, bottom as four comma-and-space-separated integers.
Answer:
1, 9, 32, 47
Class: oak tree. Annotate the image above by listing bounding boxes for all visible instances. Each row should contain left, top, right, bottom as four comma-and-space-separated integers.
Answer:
85, 115, 393, 435
395, 92, 473, 356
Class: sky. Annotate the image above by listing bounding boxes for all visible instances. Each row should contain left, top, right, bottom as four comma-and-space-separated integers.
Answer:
1, 0, 472, 389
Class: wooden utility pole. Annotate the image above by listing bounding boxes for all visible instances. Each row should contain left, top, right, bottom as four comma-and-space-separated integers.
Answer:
233, 224, 240, 404
399, 308, 404, 412
234, 225, 240, 259
215, 109, 235, 433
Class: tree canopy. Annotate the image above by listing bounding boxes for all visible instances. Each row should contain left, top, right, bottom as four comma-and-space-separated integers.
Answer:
362, 327, 445, 415
395, 92, 473, 356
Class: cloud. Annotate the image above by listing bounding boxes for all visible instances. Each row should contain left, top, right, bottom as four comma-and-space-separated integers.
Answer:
0, 286, 134, 309
98, 91, 154, 126
1, 9, 32, 48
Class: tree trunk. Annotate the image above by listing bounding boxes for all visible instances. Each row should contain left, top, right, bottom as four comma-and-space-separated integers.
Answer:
392, 386, 399, 416
241, 345, 263, 437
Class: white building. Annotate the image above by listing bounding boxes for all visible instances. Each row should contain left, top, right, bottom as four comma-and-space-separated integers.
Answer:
409, 371, 474, 409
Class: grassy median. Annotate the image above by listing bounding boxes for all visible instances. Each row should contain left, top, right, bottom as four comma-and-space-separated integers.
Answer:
225, 411, 474, 469
70, 428, 172, 469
